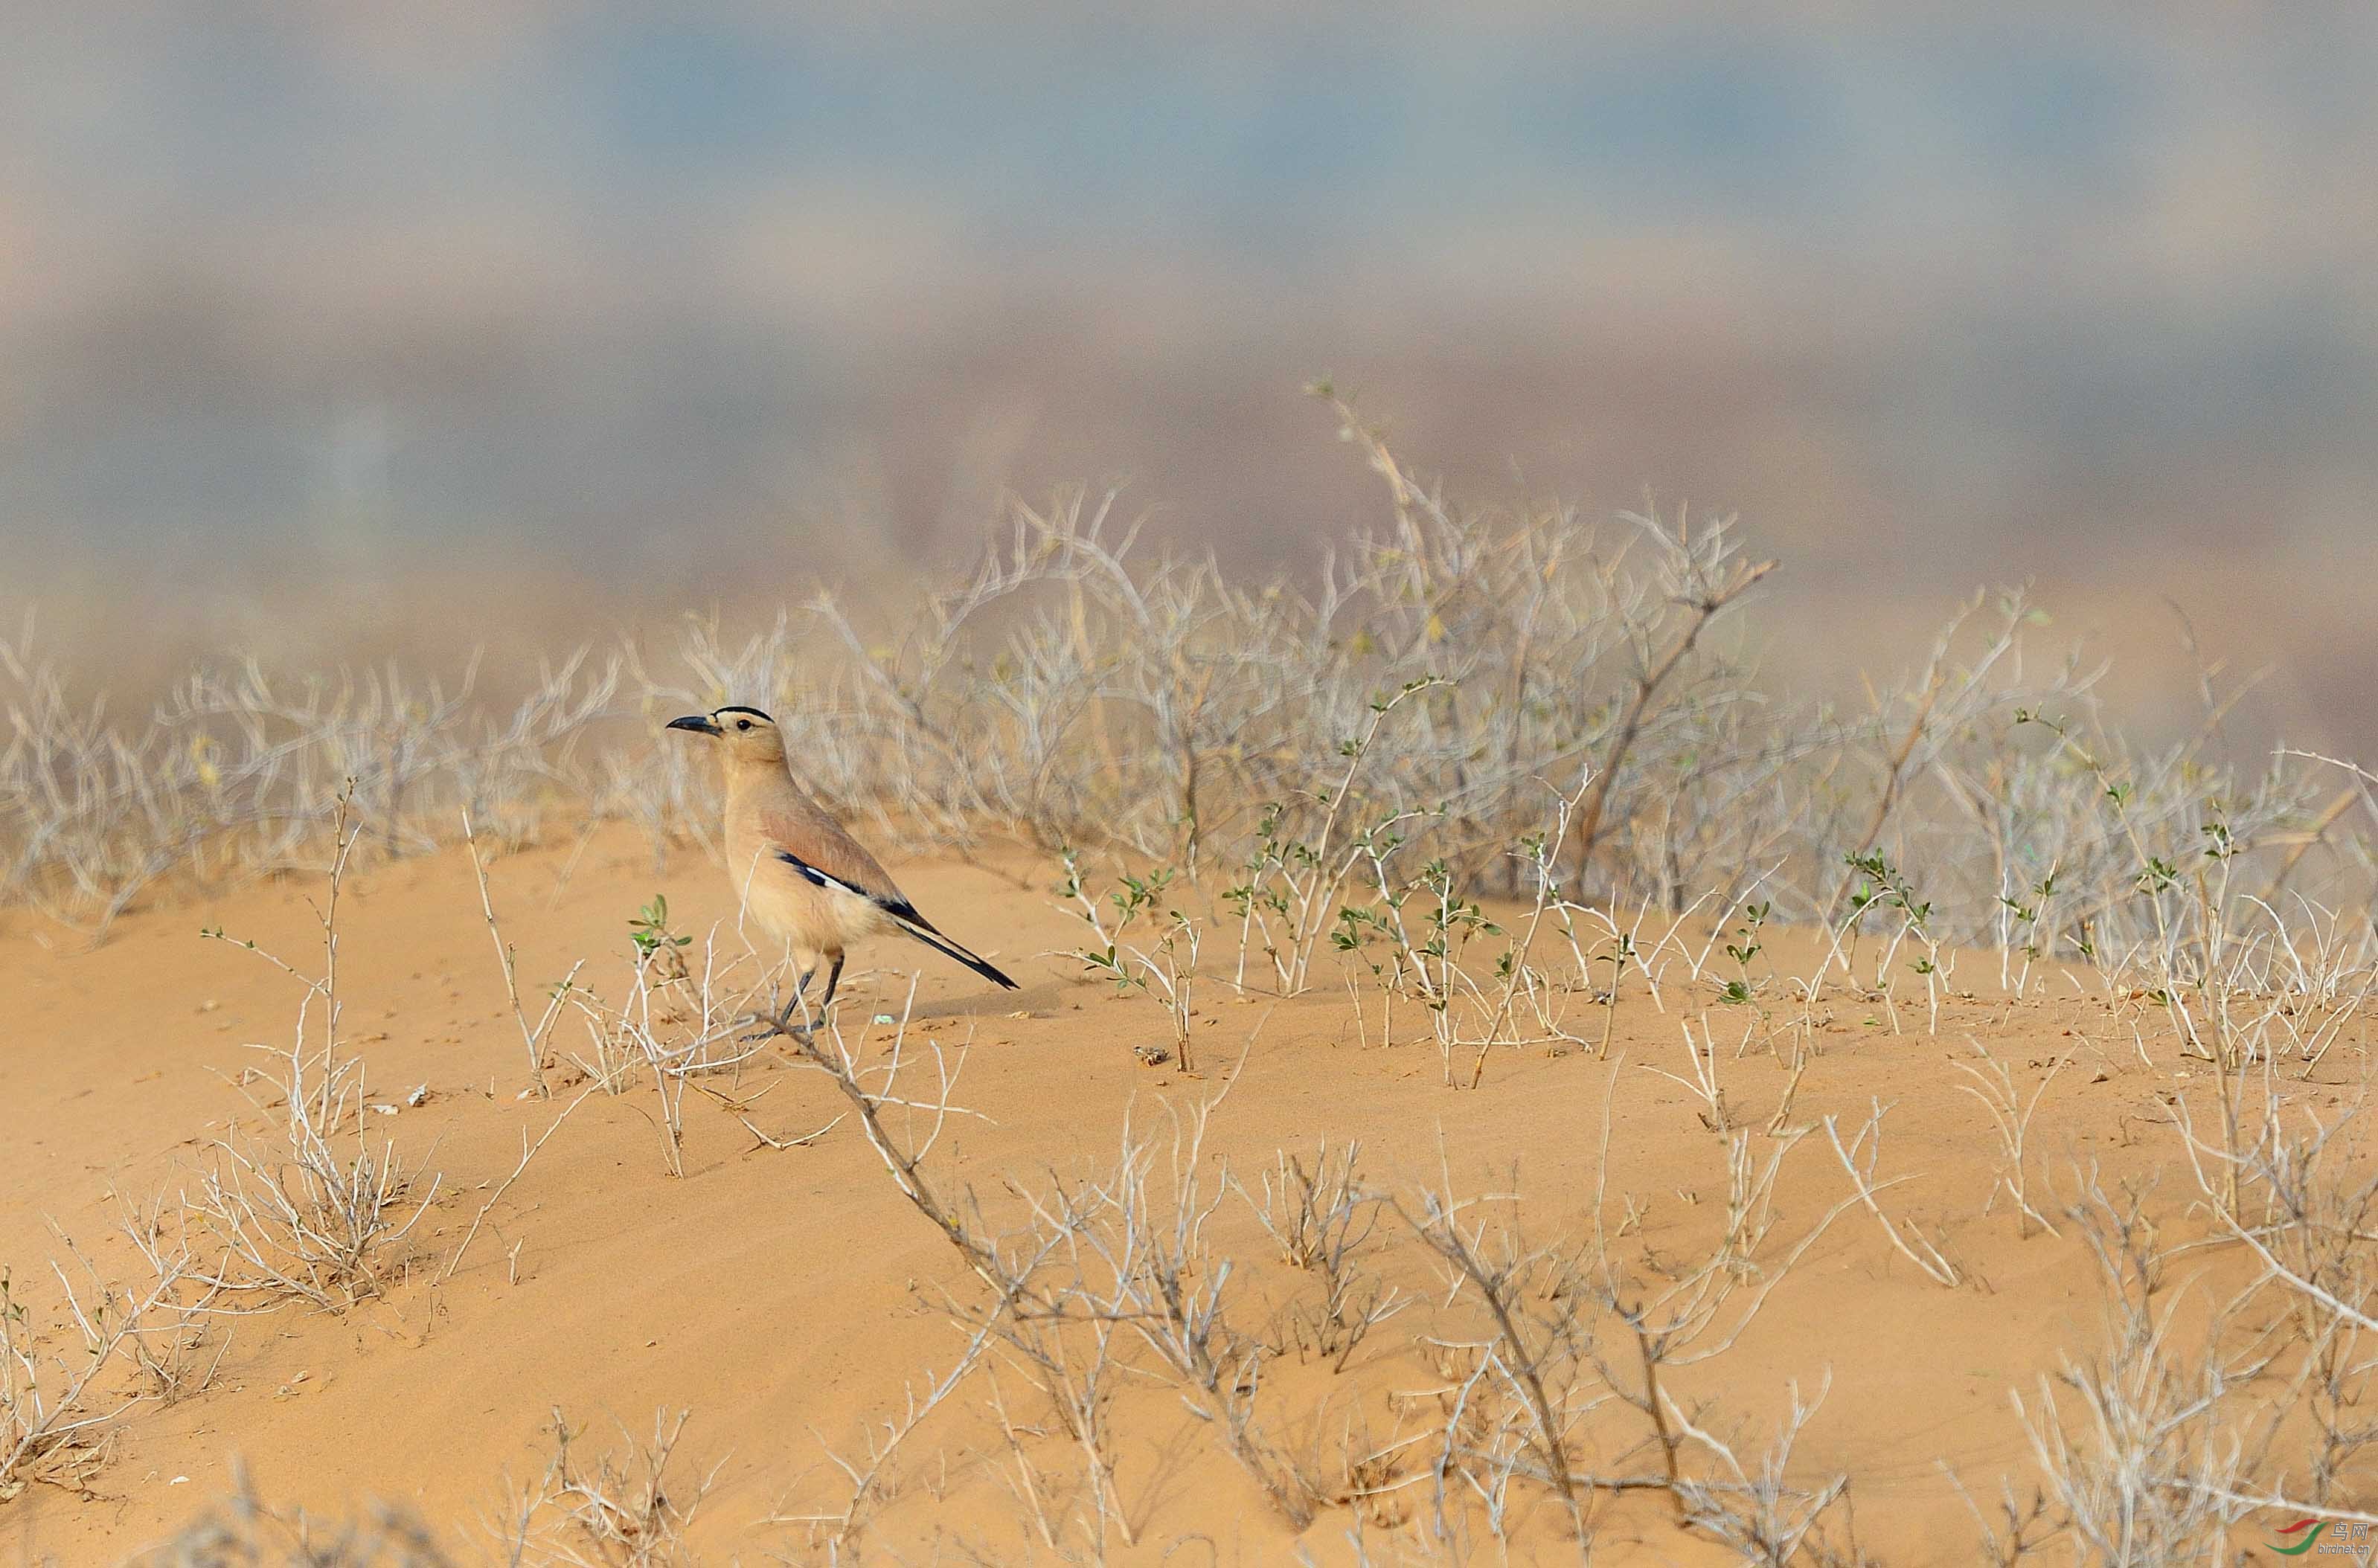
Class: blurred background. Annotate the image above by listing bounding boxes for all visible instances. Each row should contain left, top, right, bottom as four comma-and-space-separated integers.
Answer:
7, 4, 2374, 749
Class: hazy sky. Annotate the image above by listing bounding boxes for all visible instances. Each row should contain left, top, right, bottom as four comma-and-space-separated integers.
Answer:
7, 5, 2376, 730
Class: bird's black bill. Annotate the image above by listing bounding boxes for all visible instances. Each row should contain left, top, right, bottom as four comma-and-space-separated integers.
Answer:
666, 713, 722, 736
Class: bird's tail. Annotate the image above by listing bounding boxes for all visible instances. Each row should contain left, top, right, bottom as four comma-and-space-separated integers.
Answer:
894, 917, 1020, 990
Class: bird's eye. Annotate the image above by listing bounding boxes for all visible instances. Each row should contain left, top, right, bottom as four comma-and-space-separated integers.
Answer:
736, 719, 751, 731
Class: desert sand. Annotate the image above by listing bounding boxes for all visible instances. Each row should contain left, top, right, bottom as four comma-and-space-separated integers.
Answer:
2, 822, 2345, 1565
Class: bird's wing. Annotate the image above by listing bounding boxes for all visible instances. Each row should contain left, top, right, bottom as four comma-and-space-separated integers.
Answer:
755, 804, 937, 928
755, 799, 1016, 988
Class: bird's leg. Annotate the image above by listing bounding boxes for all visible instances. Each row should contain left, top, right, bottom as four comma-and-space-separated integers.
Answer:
807, 953, 846, 1032
776, 963, 815, 1030
743, 962, 815, 1042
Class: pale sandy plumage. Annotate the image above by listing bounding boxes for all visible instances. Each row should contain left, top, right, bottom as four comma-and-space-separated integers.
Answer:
667, 704, 1017, 1026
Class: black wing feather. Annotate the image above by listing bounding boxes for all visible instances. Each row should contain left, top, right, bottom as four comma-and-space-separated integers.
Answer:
773, 849, 1016, 989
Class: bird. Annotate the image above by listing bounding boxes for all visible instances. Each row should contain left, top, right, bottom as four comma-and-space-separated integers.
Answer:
666, 704, 1018, 1030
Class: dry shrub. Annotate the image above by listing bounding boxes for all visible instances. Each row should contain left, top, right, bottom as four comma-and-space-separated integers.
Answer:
6, 404, 2356, 975
150, 1468, 452, 1567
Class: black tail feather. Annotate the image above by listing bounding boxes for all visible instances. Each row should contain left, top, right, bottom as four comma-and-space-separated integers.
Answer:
896, 919, 1020, 990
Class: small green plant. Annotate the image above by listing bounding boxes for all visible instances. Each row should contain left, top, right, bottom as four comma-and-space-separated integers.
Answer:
1062, 853, 1203, 1073
1718, 900, 1770, 1005
1840, 852, 1949, 1031
1222, 803, 1306, 991
629, 894, 692, 960
1584, 929, 1639, 1060
1218, 678, 1442, 997
1343, 838, 1507, 1083
1331, 864, 1401, 1049
1997, 866, 2059, 992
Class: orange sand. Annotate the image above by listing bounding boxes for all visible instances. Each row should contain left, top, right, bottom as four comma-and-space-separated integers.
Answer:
0, 828, 2354, 1564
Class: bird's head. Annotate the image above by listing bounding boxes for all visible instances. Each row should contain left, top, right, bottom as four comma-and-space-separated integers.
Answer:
666, 704, 786, 768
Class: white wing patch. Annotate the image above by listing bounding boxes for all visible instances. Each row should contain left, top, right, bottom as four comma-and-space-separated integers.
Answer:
775, 849, 874, 904
775, 849, 1019, 989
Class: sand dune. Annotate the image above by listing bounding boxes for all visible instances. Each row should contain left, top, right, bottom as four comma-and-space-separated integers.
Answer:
3, 823, 2345, 1564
